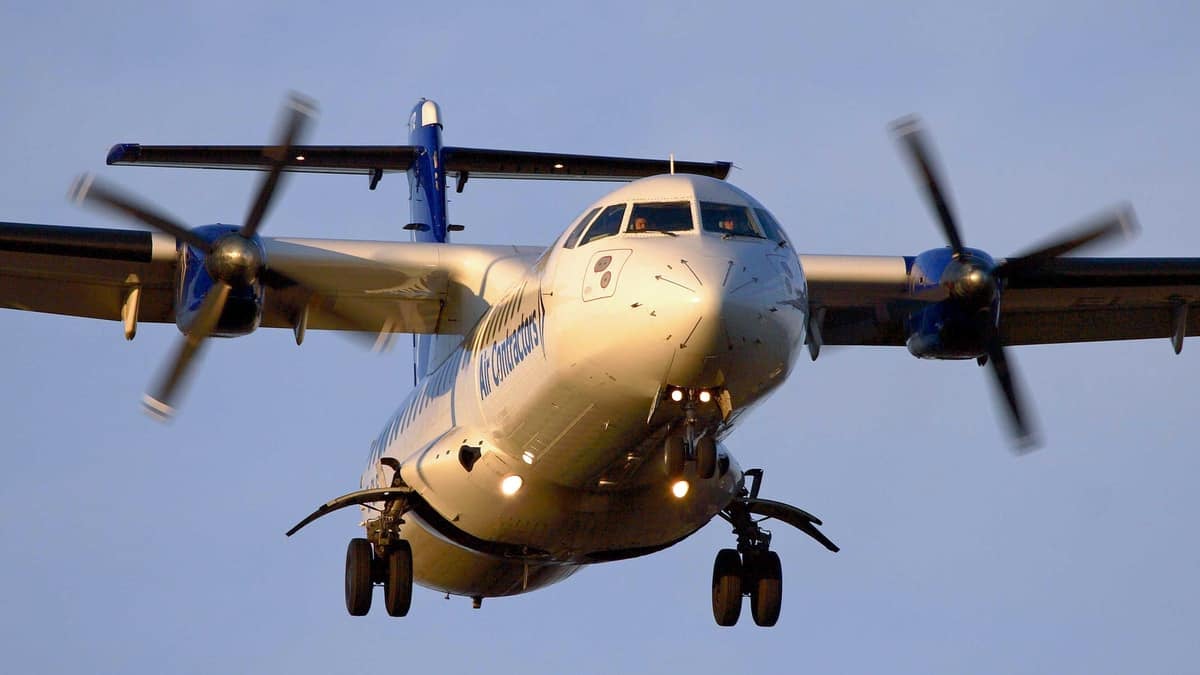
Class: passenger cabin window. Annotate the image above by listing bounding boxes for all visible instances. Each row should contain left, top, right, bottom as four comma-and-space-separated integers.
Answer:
563, 207, 601, 249
754, 208, 787, 242
579, 204, 627, 246
627, 201, 694, 233
701, 202, 762, 238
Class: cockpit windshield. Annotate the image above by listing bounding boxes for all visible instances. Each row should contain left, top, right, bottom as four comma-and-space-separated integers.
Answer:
753, 207, 787, 242
578, 204, 627, 246
626, 201, 694, 233
700, 202, 762, 238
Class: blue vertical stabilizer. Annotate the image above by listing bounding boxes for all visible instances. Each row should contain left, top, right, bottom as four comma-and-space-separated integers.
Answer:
407, 99, 449, 382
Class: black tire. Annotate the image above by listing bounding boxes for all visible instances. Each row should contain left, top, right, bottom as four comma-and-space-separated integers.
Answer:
345, 538, 374, 616
384, 541, 414, 618
711, 548, 743, 626
663, 435, 686, 478
749, 550, 783, 627
696, 435, 717, 479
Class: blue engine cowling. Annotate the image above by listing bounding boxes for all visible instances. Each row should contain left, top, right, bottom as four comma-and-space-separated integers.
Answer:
175, 224, 264, 337
905, 246, 1000, 360
905, 302, 993, 359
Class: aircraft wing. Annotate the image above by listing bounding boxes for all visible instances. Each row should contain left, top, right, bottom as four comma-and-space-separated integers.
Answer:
0, 222, 178, 324
801, 254, 1200, 348
0, 221, 540, 336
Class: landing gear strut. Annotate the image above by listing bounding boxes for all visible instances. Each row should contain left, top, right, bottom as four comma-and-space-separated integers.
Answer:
710, 468, 839, 627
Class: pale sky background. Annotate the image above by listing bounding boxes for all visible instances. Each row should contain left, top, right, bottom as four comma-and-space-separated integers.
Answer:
2, 2, 1199, 673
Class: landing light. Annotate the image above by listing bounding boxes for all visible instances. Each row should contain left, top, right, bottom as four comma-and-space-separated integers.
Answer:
671, 480, 690, 499
553, 163, 565, 169
521, 451, 535, 465
500, 475, 524, 496
295, 155, 306, 161
670, 389, 684, 402
698, 390, 712, 403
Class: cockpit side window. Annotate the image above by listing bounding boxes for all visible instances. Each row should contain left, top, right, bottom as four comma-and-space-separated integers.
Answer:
579, 204, 627, 246
563, 207, 601, 249
700, 202, 762, 238
753, 208, 787, 243
627, 201, 694, 233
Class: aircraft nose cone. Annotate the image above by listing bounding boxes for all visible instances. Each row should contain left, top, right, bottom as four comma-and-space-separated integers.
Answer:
662, 254, 805, 395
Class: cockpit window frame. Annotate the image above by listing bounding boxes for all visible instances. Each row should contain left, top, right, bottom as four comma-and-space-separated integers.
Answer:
752, 207, 787, 244
626, 201, 695, 234
699, 201, 764, 239
579, 203, 628, 247
562, 207, 601, 249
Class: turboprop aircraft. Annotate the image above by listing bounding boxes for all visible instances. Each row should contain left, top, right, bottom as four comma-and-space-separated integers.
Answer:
2, 94, 1199, 627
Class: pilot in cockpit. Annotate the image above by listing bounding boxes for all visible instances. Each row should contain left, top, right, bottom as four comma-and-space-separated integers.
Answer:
632, 216, 649, 232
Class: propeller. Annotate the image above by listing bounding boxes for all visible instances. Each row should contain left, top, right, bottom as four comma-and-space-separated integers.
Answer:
890, 116, 1137, 451
71, 93, 391, 420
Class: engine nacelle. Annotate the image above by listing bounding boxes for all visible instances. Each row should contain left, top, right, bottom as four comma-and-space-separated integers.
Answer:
905, 302, 991, 359
905, 245, 1001, 359
175, 224, 264, 337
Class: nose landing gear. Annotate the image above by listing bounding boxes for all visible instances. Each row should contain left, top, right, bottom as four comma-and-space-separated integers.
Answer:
661, 387, 721, 480
711, 468, 839, 627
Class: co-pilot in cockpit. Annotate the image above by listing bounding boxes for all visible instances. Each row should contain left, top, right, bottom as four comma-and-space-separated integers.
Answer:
626, 202, 693, 235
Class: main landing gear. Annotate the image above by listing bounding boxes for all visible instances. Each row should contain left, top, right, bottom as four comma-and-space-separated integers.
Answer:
344, 537, 414, 617
711, 468, 840, 627
344, 479, 414, 618
284, 473, 420, 618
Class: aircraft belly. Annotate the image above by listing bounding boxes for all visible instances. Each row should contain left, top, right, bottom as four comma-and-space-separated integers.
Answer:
400, 518, 581, 597
402, 431, 742, 564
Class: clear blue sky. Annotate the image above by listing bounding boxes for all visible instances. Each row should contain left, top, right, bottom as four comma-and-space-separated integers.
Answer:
2, 2, 1199, 673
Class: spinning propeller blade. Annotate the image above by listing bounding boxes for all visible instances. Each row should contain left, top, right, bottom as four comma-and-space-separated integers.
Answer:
69, 174, 212, 253
893, 116, 1141, 450
72, 93, 398, 419
142, 281, 231, 420
891, 116, 966, 256
995, 206, 1138, 279
241, 93, 316, 239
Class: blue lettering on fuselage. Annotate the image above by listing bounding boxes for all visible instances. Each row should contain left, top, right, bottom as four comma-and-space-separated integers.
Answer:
479, 309, 541, 399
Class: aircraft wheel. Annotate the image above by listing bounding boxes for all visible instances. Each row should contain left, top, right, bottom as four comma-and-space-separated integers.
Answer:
345, 538, 374, 616
711, 548, 743, 626
749, 550, 783, 627
384, 540, 414, 617
663, 436, 686, 478
696, 436, 716, 479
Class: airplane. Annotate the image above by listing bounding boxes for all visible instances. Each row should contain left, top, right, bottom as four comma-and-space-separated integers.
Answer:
2, 93, 1198, 628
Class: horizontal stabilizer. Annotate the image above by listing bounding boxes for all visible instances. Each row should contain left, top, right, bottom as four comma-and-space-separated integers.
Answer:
441, 147, 731, 182
107, 144, 731, 182
107, 144, 420, 174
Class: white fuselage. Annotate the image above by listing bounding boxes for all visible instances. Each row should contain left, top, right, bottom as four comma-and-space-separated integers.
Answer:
361, 175, 808, 598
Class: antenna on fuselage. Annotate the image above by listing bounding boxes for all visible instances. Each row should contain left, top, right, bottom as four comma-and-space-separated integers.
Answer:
669, 153, 675, 174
